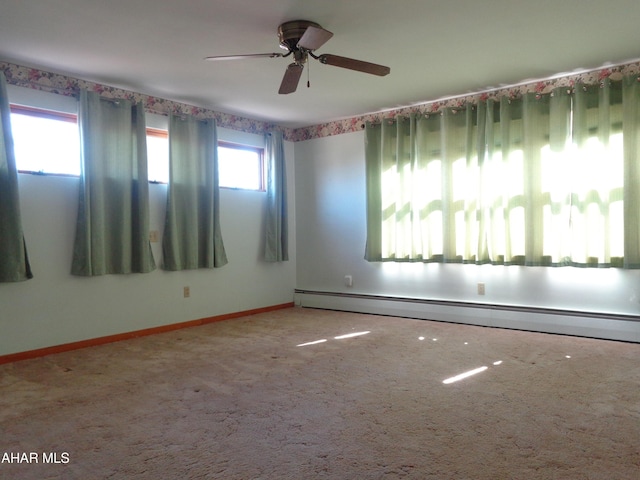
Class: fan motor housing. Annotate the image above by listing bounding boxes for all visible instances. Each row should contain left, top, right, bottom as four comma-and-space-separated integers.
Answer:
278, 20, 321, 51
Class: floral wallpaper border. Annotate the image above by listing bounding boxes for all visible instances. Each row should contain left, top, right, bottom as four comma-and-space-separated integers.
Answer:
291, 60, 640, 142
0, 61, 287, 138
3, 59, 640, 143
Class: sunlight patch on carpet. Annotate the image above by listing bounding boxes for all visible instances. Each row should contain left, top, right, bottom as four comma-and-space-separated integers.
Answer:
296, 339, 328, 347
297, 330, 371, 346
442, 366, 488, 384
334, 331, 370, 340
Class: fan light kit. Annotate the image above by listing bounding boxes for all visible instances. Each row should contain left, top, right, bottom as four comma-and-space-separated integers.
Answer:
205, 20, 390, 94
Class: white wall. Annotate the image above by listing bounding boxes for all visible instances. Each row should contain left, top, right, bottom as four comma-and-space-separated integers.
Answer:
0, 87, 296, 356
294, 131, 640, 318
5, 85, 640, 356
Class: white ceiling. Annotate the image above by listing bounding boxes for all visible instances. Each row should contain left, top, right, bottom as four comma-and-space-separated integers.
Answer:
1, 0, 640, 128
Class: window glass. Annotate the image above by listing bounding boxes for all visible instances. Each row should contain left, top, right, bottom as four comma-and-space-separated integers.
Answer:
146, 129, 169, 183
10, 107, 80, 176
218, 142, 264, 191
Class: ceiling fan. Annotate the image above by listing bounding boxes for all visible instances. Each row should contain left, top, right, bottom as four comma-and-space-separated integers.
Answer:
205, 20, 390, 94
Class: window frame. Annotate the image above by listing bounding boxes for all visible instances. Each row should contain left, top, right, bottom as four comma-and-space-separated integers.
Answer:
146, 126, 168, 139
10, 104, 79, 177
10, 104, 77, 123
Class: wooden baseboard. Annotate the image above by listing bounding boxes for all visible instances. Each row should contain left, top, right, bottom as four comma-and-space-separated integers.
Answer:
0, 302, 294, 365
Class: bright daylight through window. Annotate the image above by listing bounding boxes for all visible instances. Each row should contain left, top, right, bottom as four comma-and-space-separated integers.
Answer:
218, 142, 264, 191
10, 106, 80, 176
146, 128, 169, 183
365, 79, 639, 269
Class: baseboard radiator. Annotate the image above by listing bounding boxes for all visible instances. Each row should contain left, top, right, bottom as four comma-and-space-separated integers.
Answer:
294, 290, 640, 343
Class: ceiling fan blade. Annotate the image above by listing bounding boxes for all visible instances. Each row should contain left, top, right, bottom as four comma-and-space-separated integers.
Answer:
318, 54, 390, 76
297, 25, 334, 51
278, 63, 304, 94
205, 53, 283, 61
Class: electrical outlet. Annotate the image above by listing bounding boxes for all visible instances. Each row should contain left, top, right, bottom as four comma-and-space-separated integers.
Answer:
477, 283, 485, 295
183, 286, 190, 298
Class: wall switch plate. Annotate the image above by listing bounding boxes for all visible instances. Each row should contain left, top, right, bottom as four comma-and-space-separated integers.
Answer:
345, 275, 353, 287
477, 283, 485, 295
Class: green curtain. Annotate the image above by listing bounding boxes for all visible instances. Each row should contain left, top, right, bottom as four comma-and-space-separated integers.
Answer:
622, 75, 640, 268
71, 90, 156, 276
488, 92, 556, 266
162, 114, 227, 270
571, 81, 624, 267
264, 130, 288, 262
0, 71, 32, 282
365, 75, 640, 268
364, 119, 384, 261
365, 109, 476, 263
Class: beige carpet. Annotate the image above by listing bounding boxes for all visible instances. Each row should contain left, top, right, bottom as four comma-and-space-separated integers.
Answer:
0, 307, 638, 479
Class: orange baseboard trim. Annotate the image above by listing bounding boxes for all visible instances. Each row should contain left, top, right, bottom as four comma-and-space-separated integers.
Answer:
0, 302, 295, 365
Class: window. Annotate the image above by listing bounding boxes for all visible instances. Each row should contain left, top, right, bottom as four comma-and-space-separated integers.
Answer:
10, 105, 171, 182
10, 105, 264, 191
142, 137, 264, 189
146, 127, 169, 183
218, 142, 264, 191
10, 105, 80, 176
365, 80, 640, 268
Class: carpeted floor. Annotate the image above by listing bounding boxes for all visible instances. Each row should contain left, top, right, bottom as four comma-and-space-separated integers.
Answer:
0, 307, 638, 479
